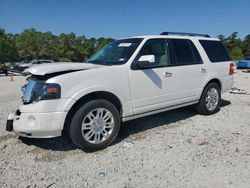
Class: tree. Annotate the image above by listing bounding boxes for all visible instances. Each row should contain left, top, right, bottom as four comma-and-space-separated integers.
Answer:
95, 37, 114, 51
16, 28, 45, 60
0, 28, 18, 64
5, 27, 250, 62
219, 32, 244, 60
85, 38, 97, 58
230, 46, 244, 60
242, 35, 250, 58
55, 32, 79, 62
38, 32, 57, 60
217, 34, 226, 43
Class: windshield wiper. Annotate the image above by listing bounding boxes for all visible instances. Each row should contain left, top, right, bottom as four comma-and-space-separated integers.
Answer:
87, 60, 125, 66
87, 60, 110, 66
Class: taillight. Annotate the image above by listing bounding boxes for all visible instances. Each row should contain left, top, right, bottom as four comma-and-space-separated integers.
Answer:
229, 63, 234, 75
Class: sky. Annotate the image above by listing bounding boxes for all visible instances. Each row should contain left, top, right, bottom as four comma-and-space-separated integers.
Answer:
0, 0, 249, 39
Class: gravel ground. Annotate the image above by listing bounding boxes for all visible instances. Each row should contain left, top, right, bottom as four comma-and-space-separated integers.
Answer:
0, 72, 250, 188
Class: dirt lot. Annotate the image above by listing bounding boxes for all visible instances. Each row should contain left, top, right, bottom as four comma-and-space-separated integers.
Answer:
0, 72, 250, 188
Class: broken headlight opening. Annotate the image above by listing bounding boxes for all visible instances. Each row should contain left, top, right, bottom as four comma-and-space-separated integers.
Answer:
22, 78, 61, 104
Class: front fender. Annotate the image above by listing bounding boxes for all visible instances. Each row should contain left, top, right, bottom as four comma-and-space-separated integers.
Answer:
63, 86, 133, 117
71, 85, 126, 102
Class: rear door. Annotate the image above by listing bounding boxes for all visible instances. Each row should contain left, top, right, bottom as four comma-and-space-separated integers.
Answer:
199, 40, 234, 93
169, 39, 208, 104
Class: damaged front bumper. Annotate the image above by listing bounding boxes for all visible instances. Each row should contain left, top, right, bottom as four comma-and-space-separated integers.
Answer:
6, 109, 67, 138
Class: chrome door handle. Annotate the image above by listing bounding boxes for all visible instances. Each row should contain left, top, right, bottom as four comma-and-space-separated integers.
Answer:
164, 72, 172, 77
200, 68, 207, 73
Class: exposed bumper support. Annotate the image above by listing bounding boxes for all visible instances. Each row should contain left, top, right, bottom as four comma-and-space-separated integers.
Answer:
6, 120, 13, 132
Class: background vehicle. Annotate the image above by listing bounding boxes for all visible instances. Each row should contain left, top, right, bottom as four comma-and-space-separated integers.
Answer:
0, 68, 8, 76
0, 64, 8, 76
17, 59, 54, 72
237, 58, 250, 69
6, 32, 234, 151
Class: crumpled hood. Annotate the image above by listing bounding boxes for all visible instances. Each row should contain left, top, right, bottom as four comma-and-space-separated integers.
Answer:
22, 62, 103, 76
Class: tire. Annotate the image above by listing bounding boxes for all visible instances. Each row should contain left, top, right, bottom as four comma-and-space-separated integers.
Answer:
69, 99, 120, 152
195, 82, 221, 115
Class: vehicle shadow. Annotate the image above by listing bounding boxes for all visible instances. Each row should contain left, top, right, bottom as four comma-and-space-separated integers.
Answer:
20, 99, 231, 151
114, 99, 231, 144
220, 98, 231, 107
114, 106, 196, 145
19, 136, 78, 151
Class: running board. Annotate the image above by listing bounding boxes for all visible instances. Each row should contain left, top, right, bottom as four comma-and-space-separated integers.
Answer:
122, 101, 198, 122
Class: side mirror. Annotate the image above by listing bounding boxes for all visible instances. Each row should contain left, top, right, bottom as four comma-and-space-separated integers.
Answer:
136, 55, 155, 68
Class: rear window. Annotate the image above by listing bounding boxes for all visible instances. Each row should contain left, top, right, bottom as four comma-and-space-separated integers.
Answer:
199, 40, 230, 62
170, 39, 202, 65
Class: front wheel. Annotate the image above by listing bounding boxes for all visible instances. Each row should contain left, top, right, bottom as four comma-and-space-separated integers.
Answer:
69, 99, 120, 152
195, 82, 221, 115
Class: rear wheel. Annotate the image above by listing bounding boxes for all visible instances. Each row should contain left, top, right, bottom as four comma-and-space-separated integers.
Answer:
195, 82, 221, 115
69, 99, 120, 152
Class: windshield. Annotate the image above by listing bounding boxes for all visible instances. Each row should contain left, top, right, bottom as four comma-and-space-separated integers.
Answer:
86, 38, 143, 65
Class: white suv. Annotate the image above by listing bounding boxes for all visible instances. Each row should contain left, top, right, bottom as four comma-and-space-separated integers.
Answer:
6, 32, 234, 151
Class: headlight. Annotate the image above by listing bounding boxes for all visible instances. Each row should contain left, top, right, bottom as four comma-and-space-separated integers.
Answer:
40, 83, 61, 100
22, 79, 61, 104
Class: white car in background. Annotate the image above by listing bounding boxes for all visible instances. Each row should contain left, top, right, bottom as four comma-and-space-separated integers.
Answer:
6, 32, 234, 151
18, 59, 54, 71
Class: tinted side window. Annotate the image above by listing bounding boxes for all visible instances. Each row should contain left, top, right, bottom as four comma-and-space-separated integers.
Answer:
170, 39, 201, 65
189, 41, 203, 64
199, 40, 230, 62
138, 39, 172, 67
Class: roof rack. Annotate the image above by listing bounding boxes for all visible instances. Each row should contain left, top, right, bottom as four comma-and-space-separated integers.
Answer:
160, 32, 210, 38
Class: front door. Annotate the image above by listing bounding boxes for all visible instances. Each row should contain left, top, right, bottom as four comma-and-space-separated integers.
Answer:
128, 39, 178, 115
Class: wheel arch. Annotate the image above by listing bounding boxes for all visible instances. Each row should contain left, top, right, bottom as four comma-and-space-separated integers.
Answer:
198, 78, 222, 101
204, 78, 222, 89
63, 91, 123, 134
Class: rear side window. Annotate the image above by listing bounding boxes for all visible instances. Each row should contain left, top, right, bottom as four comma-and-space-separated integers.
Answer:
199, 40, 230, 62
170, 39, 202, 65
